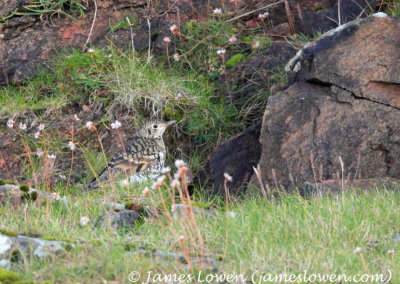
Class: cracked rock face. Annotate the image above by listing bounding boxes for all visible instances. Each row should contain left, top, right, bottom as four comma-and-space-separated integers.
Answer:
254, 15, 400, 189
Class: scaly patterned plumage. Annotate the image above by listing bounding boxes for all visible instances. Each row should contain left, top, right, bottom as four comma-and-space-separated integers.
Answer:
84, 120, 175, 192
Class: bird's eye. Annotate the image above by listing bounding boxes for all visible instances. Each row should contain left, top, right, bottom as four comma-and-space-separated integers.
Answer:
152, 124, 158, 129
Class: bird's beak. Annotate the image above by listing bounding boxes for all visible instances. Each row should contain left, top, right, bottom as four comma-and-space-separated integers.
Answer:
166, 120, 176, 126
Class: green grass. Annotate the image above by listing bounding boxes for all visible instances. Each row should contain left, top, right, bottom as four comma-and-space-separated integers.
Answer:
0, 0, 87, 21
0, 47, 246, 174
0, 189, 398, 283
387, 0, 400, 17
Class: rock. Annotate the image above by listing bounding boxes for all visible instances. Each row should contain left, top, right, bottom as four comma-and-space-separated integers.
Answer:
0, 0, 264, 86
202, 123, 262, 195
95, 209, 142, 230
0, 1, 147, 85
255, 15, 400, 189
0, 233, 74, 265
0, 183, 64, 206
223, 42, 296, 103
265, 0, 380, 36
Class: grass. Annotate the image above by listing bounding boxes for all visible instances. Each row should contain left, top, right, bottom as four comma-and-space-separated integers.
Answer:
387, 0, 400, 17
0, 0, 87, 21
0, 47, 247, 175
0, 187, 398, 283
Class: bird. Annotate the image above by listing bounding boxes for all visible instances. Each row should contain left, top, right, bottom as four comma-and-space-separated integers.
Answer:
83, 119, 176, 192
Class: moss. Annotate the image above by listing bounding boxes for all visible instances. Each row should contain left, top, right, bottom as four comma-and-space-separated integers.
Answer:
41, 235, 74, 243
63, 244, 73, 251
0, 268, 20, 283
0, 229, 18, 237
314, 6, 324, 11
21, 191, 38, 202
10, 250, 21, 263
241, 36, 252, 42
19, 185, 30, 192
225, 53, 246, 68
0, 180, 16, 186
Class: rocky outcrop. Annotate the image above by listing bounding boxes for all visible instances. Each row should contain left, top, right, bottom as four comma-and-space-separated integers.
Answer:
95, 209, 143, 230
0, 0, 382, 86
0, 233, 74, 269
0, 183, 64, 206
254, 14, 400, 189
222, 42, 296, 103
202, 123, 262, 195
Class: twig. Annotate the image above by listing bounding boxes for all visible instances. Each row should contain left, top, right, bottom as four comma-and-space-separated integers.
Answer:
284, 0, 296, 34
338, 0, 342, 26
82, 0, 97, 51
253, 165, 269, 198
126, 17, 135, 53
338, 156, 345, 191
226, 0, 284, 22
147, 18, 151, 60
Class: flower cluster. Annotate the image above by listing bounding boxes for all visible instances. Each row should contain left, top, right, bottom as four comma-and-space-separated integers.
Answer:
111, 120, 122, 129
86, 121, 96, 131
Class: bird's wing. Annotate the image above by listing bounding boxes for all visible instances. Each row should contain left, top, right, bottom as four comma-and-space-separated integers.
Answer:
109, 151, 159, 173
108, 136, 163, 173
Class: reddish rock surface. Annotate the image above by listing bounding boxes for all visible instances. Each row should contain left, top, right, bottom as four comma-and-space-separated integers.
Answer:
254, 15, 400, 189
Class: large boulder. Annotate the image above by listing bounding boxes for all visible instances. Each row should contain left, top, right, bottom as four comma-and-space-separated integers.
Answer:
201, 123, 262, 195
254, 14, 400, 189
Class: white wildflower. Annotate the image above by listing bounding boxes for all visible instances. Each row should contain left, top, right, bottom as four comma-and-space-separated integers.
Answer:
161, 167, 171, 174
258, 12, 269, 20
388, 249, 395, 255
85, 121, 96, 131
34, 131, 41, 139
86, 48, 95, 54
47, 154, 56, 160
169, 24, 179, 34
216, 49, 226, 56
19, 123, 27, 131
175, 93, 183, 101
36, 149, 44, 157
67, 141, 76, 151
173, 53, 180, 61
79, 216, 90, 226
73, 114, 80, 121
252, 41, 260, 48
38, 123, 45, 131
111, 120, 122, 129
353, 247, 362, 254
163, 37, 171, 44
213, 8, 222, 15
228, 35, 238, 43
224, 172, 233, 182
178, 235, 185, 242
151, 175, 166, 189
7, 119, 15, 128
174, 159, 187, 168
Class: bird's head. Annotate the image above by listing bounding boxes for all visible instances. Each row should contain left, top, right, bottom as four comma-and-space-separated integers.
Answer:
139, 119, 176, 138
